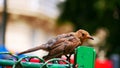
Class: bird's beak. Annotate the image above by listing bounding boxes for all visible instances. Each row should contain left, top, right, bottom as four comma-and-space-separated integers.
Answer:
87, 36, 94, 40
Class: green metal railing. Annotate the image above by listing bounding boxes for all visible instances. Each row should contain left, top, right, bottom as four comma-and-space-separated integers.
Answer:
0, 46, 96, 68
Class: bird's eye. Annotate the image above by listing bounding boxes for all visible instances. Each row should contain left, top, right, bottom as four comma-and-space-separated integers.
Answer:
82, 34, 85, 36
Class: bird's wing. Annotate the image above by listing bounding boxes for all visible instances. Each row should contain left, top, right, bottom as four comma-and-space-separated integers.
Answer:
44, 37, 81, 60
46, 32, 75, 47
50, 35, 81, 49
43, 42, 66, 60
45, 33, 74, 49
56, 32, 81, 45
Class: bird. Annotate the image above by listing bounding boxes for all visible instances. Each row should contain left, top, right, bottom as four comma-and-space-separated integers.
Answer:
17, 29, 93, 60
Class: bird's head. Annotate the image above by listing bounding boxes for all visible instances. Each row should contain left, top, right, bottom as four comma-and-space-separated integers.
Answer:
75, 29, 94, 41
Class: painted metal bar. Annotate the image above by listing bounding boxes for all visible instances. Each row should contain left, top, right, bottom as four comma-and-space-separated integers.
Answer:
75, 46, 96, 68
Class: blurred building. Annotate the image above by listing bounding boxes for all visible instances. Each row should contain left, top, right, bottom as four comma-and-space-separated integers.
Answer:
0, 0, 62, 19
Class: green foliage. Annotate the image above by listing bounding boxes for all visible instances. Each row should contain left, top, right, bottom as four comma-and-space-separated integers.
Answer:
58, 0, 120, 54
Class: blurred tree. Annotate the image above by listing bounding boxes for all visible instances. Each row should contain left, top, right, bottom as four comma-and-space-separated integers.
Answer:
58, 0, 120, 55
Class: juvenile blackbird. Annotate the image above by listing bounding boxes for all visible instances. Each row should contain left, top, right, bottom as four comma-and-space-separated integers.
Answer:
17, 29, 93, 60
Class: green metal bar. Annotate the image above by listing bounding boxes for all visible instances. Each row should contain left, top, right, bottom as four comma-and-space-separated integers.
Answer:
0, 59, 14, 66
75, 46, 96, 68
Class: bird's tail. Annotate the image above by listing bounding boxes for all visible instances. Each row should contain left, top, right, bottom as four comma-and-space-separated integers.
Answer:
17, 44, 47, 55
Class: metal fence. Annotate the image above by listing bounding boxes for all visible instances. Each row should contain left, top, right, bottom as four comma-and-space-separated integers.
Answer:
0, 46, 96, 68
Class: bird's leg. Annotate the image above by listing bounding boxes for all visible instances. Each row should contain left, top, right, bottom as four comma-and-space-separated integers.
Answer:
65, 53, 72, 62
65, 55, 69, 61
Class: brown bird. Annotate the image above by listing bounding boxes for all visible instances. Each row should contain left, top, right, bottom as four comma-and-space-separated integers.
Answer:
17, 29, 93, 60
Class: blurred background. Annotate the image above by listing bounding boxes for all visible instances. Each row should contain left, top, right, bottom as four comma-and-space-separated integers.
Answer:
0, 0, 120, 68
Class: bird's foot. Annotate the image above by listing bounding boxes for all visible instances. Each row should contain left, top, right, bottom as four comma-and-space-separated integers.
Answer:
75, 64, 78, 68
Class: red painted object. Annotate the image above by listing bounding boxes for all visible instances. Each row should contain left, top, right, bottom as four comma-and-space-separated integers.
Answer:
70, 54, 74, 64
29, 58, 40, 63
6, 66, 12, 68
95, 58, 113, 68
